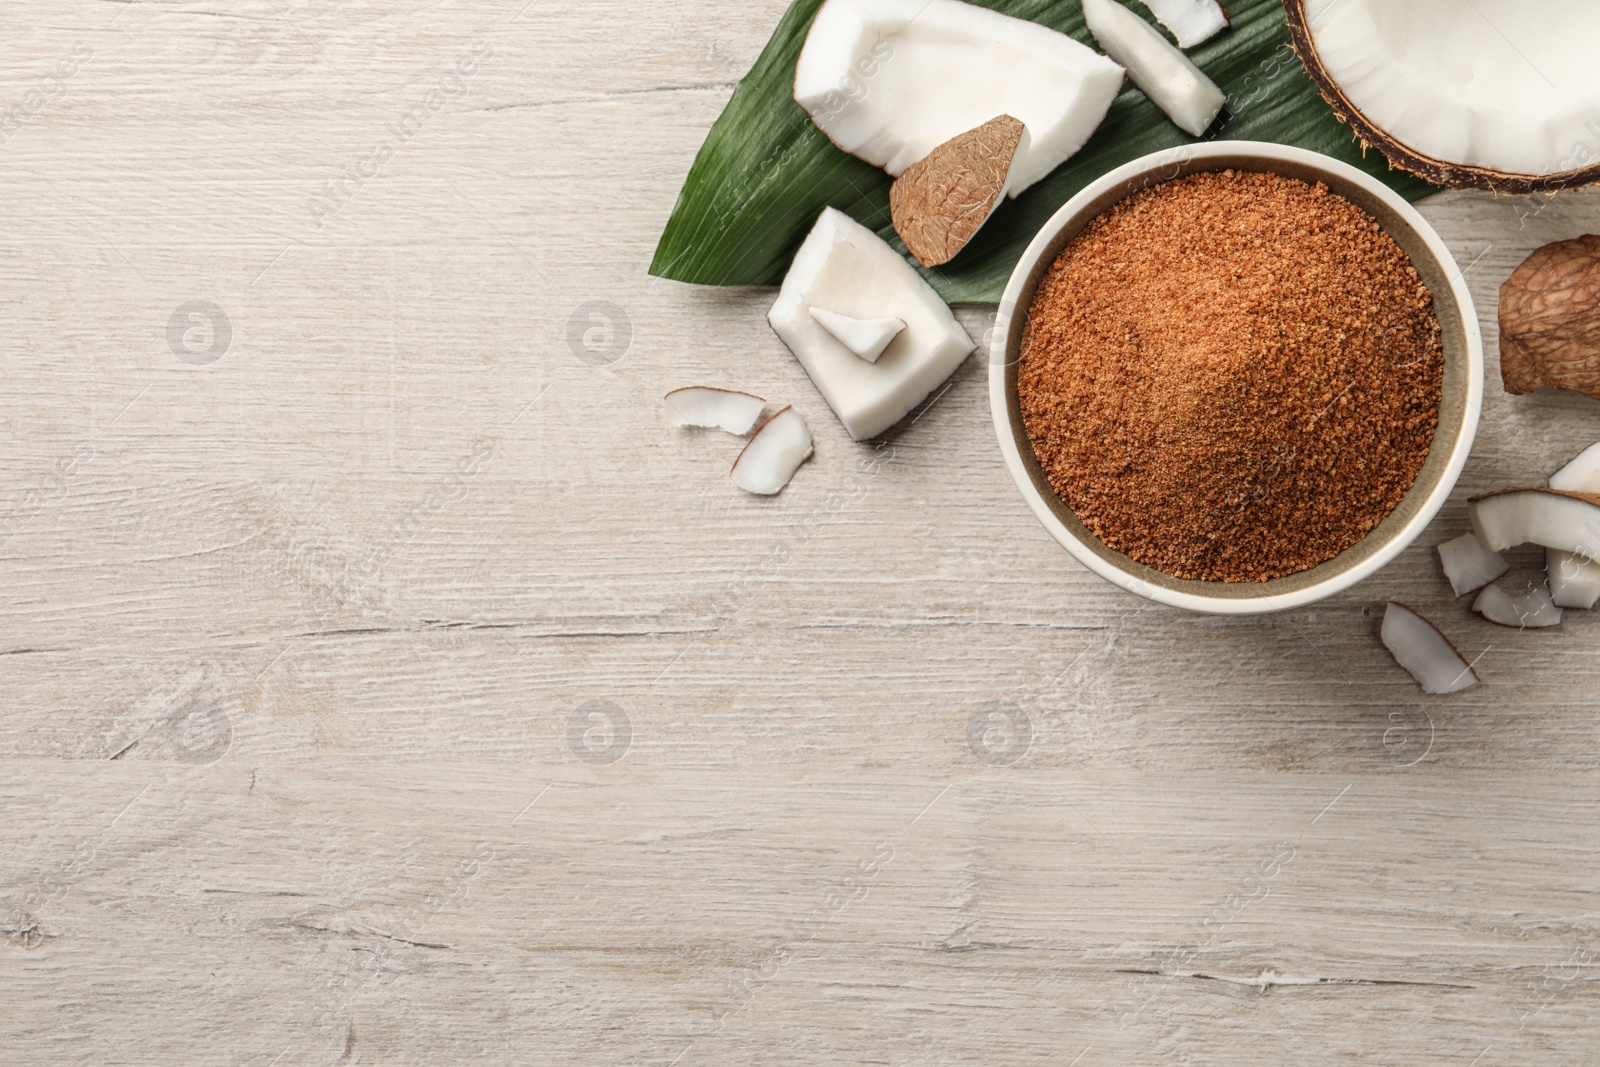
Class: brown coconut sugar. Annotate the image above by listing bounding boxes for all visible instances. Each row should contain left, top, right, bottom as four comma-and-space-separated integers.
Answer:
1018, 170, 1443, 583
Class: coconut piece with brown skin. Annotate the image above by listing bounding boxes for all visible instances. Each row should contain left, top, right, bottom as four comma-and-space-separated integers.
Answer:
731, 406, 813, 495
794, 0, 1124, 196
1473, 583, 1563, 629
890, 115, 1029, 268
1469, 487, 1600, 557
664, 387, 766, 434
1381, 602, 1478, 695
1499, 235, 1600, 399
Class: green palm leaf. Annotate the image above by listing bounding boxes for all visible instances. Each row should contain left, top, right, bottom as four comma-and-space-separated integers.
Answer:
649, 0, 1434, 304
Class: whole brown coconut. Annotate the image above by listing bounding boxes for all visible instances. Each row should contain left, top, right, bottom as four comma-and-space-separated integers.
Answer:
1499, 235, 1600, 399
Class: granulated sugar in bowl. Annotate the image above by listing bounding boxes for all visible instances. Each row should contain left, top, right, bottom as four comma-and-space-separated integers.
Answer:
989, 143, 1482, 615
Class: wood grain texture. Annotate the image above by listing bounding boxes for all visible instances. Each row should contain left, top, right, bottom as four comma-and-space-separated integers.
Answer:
3, 2, 1600, 1064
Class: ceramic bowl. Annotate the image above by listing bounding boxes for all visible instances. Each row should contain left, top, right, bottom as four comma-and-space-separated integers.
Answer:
988, 141, 1482, 615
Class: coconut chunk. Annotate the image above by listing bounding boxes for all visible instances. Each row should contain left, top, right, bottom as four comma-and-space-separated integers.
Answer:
1436, 532, 1509, 598
732, 406, 814, 495
1472, 582, 1563, 629
1548, 551, 1600, 610
1469, 488, 1600, 559
664, 387, 766, 434
769, 207, 976, 440
1543, 441, 1600, 608
808, 307, 906, 363
890, 115, 1029, 269
1550, 441, 1600, 493
1381, 602, 1479, 695
1141, 0, 1228, 48
794, 0, 1125, 195
1082, 0, 1225, 137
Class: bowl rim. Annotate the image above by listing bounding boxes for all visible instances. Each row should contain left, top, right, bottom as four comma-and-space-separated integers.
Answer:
987, 140, 1484, 615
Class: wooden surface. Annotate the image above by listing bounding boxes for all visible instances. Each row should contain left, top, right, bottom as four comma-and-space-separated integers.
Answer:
3, 2, 1600, 1064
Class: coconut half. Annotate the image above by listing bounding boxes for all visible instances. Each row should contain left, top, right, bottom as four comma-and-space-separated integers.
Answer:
732, 406, 814, 494
664, 387, 767, 434
1472, 582, 1563, 629
794, 0, 1125, 195
1546, 441, 1600, 608
1285, 0, 1600, 192
1469, 487, 1600, 558
1141, 0, 1228, 48
1082, 0, 1225, 137
769, 207, 976, 440
1436, 532, 1508, 598
1381, 602, 1479, 695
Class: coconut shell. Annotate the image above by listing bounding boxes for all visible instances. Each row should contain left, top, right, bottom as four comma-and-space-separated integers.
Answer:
1499, 235, 1600, 399
1283, 0, 1600, 194
890, 115, 1026, 269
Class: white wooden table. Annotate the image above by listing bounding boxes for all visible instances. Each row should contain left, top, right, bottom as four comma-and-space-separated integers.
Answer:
3, 2, 1599, 1063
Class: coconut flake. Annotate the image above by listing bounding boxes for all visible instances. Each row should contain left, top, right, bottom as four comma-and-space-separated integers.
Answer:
1141, 0, 1228, 48
1381, 602, 1479, 695
793, 0, 1124, 195
732, 406, 814, 495
1472, 582, 1563, 629
890, 115, 1029, 269
1435, 532, 1509, 598
1469, 487, 1600, 558
1082, 0, 1225, 137
769, 207, 975, 441
808, 307, 906, 363
664, 387, 766, 434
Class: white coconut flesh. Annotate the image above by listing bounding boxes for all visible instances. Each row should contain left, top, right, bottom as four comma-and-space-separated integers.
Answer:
1381, 602, 1478, 695
808, 307, 906, 363
794, 0, 1125, 195
1436, 532, 1508, 598
664, 387, 766, 435
1545, 441, 1600, 608
1470, 488, 1600, 559
1141, 0, 1228, 48
1472, 583, 1563, 629
1302, 0, 1600, 178
1547, 552, 1600, 610
1082, 0, 1225, 137
1549, 442, 1600, 492
732, 406, 814, 495
769, 207, 975, 441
